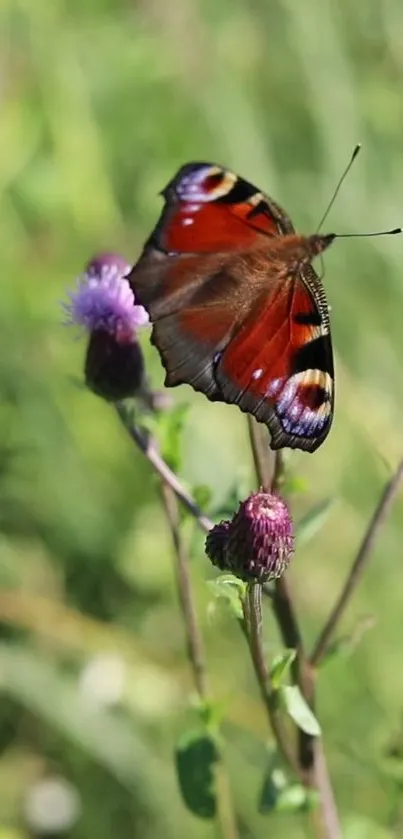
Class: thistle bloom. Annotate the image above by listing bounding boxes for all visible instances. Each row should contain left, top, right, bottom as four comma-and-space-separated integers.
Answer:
64, 252, 149, 339
64, 252, 149, 401
206, 490, 294, 583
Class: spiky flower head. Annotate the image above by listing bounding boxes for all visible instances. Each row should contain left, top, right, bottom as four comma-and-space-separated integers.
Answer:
206, 491, 294, 583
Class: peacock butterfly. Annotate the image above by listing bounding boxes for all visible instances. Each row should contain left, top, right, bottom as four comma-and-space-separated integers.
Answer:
128, 162, 336, 452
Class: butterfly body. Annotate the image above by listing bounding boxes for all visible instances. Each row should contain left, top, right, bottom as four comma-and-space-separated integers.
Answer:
129, 163, 335, 452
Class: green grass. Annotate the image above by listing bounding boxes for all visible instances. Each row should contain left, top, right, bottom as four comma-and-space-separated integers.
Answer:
1, 0, 403, 836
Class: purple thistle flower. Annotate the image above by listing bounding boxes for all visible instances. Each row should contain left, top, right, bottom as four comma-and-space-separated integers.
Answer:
63, 252, 149, 340
85, 252, 130, 278
63, 252, 150, 402
206, 491, 294, 583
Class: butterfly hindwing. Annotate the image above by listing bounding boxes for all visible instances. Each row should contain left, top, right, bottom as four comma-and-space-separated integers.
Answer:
215, 267, 334, 451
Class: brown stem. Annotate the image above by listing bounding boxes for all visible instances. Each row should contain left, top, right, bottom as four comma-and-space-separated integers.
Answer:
272, 576, 316, 776
247, 416, 274, 488
246, 417, 341, 839
115, 403, 239, 839
310, 458, 403, 668
159, 481, 209, 699
114, 402, 346, 836
241, 583, 300, 775
160, 483, 240, 839
115, 403, 213, 532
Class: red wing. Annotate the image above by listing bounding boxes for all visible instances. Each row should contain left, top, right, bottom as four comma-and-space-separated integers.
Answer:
216, 275, 334, 451
146, 162, 294, 254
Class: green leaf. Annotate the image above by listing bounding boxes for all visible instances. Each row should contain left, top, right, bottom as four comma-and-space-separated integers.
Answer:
295, 498, 335, 547
207, 575, 246, 621
276, 784, 313, 813
259, 762, 318, 814
175, 729, 219, 819
280, 686, 321, 736
270, 649, 296, 689
258, 766, 286, 813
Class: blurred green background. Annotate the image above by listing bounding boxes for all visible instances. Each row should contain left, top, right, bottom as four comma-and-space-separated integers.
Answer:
1, 0, 403, 836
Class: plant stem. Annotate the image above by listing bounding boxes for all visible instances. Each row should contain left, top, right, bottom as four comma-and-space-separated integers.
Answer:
115, 402, 213, 532
115, 403, 239, 839
159, 481, 209, 699
310, 457, 403, 667
115, 402, 363, 837
272, 576, 317, 776
246, 417, 341, 839
241, 582, 300, 775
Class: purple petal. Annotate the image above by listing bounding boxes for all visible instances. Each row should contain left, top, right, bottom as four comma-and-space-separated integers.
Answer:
63, 252, 149, 335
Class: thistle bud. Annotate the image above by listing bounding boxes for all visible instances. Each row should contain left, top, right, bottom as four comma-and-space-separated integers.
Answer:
205, 491, 294, 583
85, 329, 145, 402
205, 521, 231, 571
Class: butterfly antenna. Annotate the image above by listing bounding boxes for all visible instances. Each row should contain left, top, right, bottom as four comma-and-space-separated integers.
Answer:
335, 227, 402, 238
315, 143, 362, 233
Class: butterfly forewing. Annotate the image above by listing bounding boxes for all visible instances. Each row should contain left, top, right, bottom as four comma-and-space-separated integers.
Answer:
147, 162, 294, 254
129, 162, 335, 452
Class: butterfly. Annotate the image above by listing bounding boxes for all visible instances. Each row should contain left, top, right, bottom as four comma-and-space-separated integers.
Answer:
128, 162, 337, 452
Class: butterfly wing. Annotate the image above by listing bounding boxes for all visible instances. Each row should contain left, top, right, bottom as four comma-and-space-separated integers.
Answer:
129, 162, 334, 451
143, 161, 294, 254
215, 264, 334, 451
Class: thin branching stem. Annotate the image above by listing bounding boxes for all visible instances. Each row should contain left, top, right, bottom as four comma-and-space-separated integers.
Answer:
240, 583, 300, 775
115, 403, 239, 839
115, 402, 213, 531
114, 401, 352, 838
246, 417, 341, 839
310, 458, 403, 667
159, 481, 209, 699
116, 400, 402, 839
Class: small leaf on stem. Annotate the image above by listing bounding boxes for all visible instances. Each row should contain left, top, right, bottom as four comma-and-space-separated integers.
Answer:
259, 762, 319, 814
270, 649, 296, 689
280, 685, 321, 736
207, 576, 246, 622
